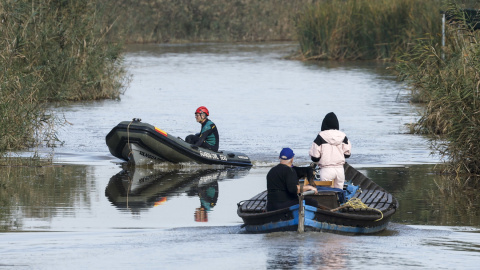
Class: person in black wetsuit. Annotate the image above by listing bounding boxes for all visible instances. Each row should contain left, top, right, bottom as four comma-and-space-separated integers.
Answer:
185, 106, 219, 152
266, 148, 318, 212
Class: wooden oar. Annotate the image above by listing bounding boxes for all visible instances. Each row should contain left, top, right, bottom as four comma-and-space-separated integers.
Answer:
297, 189, 316, 233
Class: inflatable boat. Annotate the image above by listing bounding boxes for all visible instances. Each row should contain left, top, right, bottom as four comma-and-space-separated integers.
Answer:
105, 119, 252, 167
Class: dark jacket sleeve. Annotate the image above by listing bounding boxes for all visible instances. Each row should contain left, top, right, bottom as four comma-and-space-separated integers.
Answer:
343, 136, 351, 158
286, 168, 299, 195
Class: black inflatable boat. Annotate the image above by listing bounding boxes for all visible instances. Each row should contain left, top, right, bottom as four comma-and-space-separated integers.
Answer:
105, 119, 252, 167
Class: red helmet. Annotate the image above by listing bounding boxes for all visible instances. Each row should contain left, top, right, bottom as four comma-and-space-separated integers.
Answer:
195, 106, 209, 116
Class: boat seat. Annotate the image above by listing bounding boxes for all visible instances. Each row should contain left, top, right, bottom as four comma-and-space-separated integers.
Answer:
239, 191, 267, 213
306, 191, 340, 209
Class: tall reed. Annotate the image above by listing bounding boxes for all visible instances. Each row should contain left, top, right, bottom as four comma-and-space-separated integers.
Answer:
103, 0, 311, 43
396, 3, 480, 175
0, 0, 127, 154
294, 0, 442, 60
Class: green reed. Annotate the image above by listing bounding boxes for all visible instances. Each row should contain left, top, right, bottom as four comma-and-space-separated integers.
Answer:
294, 0, 442, 60
0, 0, 127, 154
396, 3, 480, 175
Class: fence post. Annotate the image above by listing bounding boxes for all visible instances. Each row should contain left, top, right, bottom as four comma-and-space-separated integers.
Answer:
442, 12, 446, 60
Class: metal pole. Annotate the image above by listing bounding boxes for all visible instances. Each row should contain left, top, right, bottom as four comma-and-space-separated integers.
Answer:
442, 13, 445, 60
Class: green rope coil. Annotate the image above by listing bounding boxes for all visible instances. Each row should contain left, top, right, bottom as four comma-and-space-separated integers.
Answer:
331, 197, 384, 221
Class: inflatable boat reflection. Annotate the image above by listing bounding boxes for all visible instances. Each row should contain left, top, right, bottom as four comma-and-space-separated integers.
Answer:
187, 174, 219, 222
105, 167, 250, 220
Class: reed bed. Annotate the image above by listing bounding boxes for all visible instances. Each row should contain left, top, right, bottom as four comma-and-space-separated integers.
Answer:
396, 3, 480, 175
0, 0, 127, 155
105, 0, 312, 43
294, 0, 442, 60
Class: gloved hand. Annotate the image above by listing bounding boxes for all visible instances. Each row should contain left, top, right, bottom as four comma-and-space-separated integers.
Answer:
191, 145, 198, 149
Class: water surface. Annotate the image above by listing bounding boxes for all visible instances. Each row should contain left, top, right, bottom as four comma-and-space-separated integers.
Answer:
1, 43, 479, 269
51, 42, 434, 165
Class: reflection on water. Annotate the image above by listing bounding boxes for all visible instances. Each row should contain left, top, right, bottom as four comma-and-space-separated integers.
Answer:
360, 165, 480, 226
430, 175, 480, 226
2, 163, 478, 232
0, 164, 91, 231
105, 166, 250, 222
192, 179, 218, 222
261, 225, 480, 269
265, 232, 349, 269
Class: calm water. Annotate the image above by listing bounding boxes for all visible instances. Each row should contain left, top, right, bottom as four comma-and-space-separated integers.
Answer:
1, 43, 479, 269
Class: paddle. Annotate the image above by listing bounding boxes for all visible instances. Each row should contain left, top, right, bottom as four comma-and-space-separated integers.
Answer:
297, 189, 316, 233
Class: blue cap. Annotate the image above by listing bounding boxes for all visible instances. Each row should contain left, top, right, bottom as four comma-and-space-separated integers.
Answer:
279, 148, 295, 160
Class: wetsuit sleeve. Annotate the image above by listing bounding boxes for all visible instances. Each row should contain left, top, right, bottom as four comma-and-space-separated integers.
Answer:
194, 124, 216, 147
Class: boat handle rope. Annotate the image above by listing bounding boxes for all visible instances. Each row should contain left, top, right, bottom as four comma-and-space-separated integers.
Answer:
127, 120, 134, 158
126, 172, 133, 210
330, 197, 384, 221
126, 118, 141, 158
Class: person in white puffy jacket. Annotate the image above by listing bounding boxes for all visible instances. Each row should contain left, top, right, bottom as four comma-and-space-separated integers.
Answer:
308, 112, 351, 189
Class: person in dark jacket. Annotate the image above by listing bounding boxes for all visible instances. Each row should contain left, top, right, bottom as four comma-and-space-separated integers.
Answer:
185, 106, 219, 152
266, 148, 318, 211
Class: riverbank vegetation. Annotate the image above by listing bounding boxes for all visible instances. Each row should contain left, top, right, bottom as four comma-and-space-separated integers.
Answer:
292, 0, 480, 175
396, 2, 480, 175
294, 0, 442, 60
0, 0, 127, 157
107, 0, 311, 43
